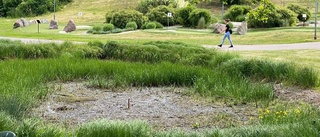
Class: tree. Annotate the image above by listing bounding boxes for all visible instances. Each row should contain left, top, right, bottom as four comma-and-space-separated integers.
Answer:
177, 5, 196, 27
0, 0, 5, 17
287, 4, 311, 22
136, 0, 177, 14
0, 0, 72, 17
246, 0, 283, 28
146, 5, 176, 26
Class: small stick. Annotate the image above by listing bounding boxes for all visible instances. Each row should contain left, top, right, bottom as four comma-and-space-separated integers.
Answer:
128, 99, 130, 109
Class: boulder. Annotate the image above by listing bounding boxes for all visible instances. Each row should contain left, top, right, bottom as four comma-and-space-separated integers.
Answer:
63, 20, 76, 33
49, 20, 58, 29
41, 19, 49, 24
20, 18, 29, 27
236, 21, 248, 35
29, 20, 36, 25
13, 19, 23, 29
213, 23, 225, 34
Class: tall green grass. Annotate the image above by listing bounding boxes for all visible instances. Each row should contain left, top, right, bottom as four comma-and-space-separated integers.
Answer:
220, 59, 319, 88
0, 39, 319, 136
0, 113, 319, 137
76, 120, 152, 137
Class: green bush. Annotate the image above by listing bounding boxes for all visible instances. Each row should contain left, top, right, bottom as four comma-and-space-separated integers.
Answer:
277, 7, 297, 27
143, 21, 164, 29
196, 17, 206, 29
125, 21, 138, 30
146, 5, 176, 26
103, 23, 114, 31
111, 28, 127, 33
177, 5, 196, 27
224, 5, 252, 22
136, 0, 177, 14
146, 22, 157, 29
247, 1, 283, 28
105, 10, 147, 29
153, 21, 164, 28
92, 25, 102, 32
188, 8, 212, 28
287, 4, 311, 22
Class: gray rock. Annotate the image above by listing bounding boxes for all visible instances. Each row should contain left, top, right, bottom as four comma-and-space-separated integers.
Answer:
29, 20, 36, 25
213, 23, 225, 34
49, 20, 58, 29
41, 19, 49, 24
236, 21, 248, 35
20, 18, 29, 27
63, 20, 76, 33
13, 19, 23, 29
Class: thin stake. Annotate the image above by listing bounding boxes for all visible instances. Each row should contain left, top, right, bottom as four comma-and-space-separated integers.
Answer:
128, 99, 130, 109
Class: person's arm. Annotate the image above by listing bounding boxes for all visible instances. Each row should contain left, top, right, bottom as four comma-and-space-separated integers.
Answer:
220, 26, 227, 34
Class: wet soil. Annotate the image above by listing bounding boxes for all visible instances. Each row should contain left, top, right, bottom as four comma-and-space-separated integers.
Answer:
32, 82, 320, 131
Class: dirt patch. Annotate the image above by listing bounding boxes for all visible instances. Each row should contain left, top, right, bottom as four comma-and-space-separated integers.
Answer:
32, 82, 320, 130
32, 82, 258, 130
274, 84, 320, 108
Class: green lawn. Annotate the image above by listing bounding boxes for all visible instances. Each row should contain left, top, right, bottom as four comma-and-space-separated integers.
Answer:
2, 18, 320, 45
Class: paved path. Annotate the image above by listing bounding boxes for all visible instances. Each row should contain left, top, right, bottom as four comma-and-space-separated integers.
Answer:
1, 36, 320, 51
204, 42, 320, 51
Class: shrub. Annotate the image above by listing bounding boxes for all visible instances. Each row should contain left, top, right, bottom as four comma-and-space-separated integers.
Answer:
146, 22, 157, 29
92, 25, 102, 32
188, 8, 212, 28
106, 10, 147, 29
87, 29, 93, 34
277, 7, 297, 26
247, 1, 283, 28
111, 28, 127, 33
125, 22, 138, 30
146, 5, 176, 26
224, 5, 252, 22
103, 23, 114, 31
177, 5, 196, 27
136, 0, 177, 14
287, 4, 311, 22
196, 17, 206, 29
153, 21, 164, 28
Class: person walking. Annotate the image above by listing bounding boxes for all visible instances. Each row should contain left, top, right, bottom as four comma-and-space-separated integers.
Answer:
218, 19, 233, 48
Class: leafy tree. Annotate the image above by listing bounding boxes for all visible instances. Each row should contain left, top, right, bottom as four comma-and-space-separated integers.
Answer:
106, 10, 147, 29
0, 0, 5, 17
146, 5, 176, 26
16, 0, 52, 17
186, 0, 250, 6
287, 4, 311, 22
0, 0, 72, 17
188, 8, 211, 27
247, 0, 282, 28
277, 7, 297, 26
136, 0, 177, 14
224, 5, 251, 22
2, 0, 22, 17
177, 5, 196, 27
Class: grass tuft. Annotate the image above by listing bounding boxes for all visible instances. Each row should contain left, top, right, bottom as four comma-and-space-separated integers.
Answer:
76, 120, 152, 137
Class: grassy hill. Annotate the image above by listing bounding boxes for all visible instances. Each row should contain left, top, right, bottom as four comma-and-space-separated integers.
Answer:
37, 0, 318, 25
40, 0, 138, 25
